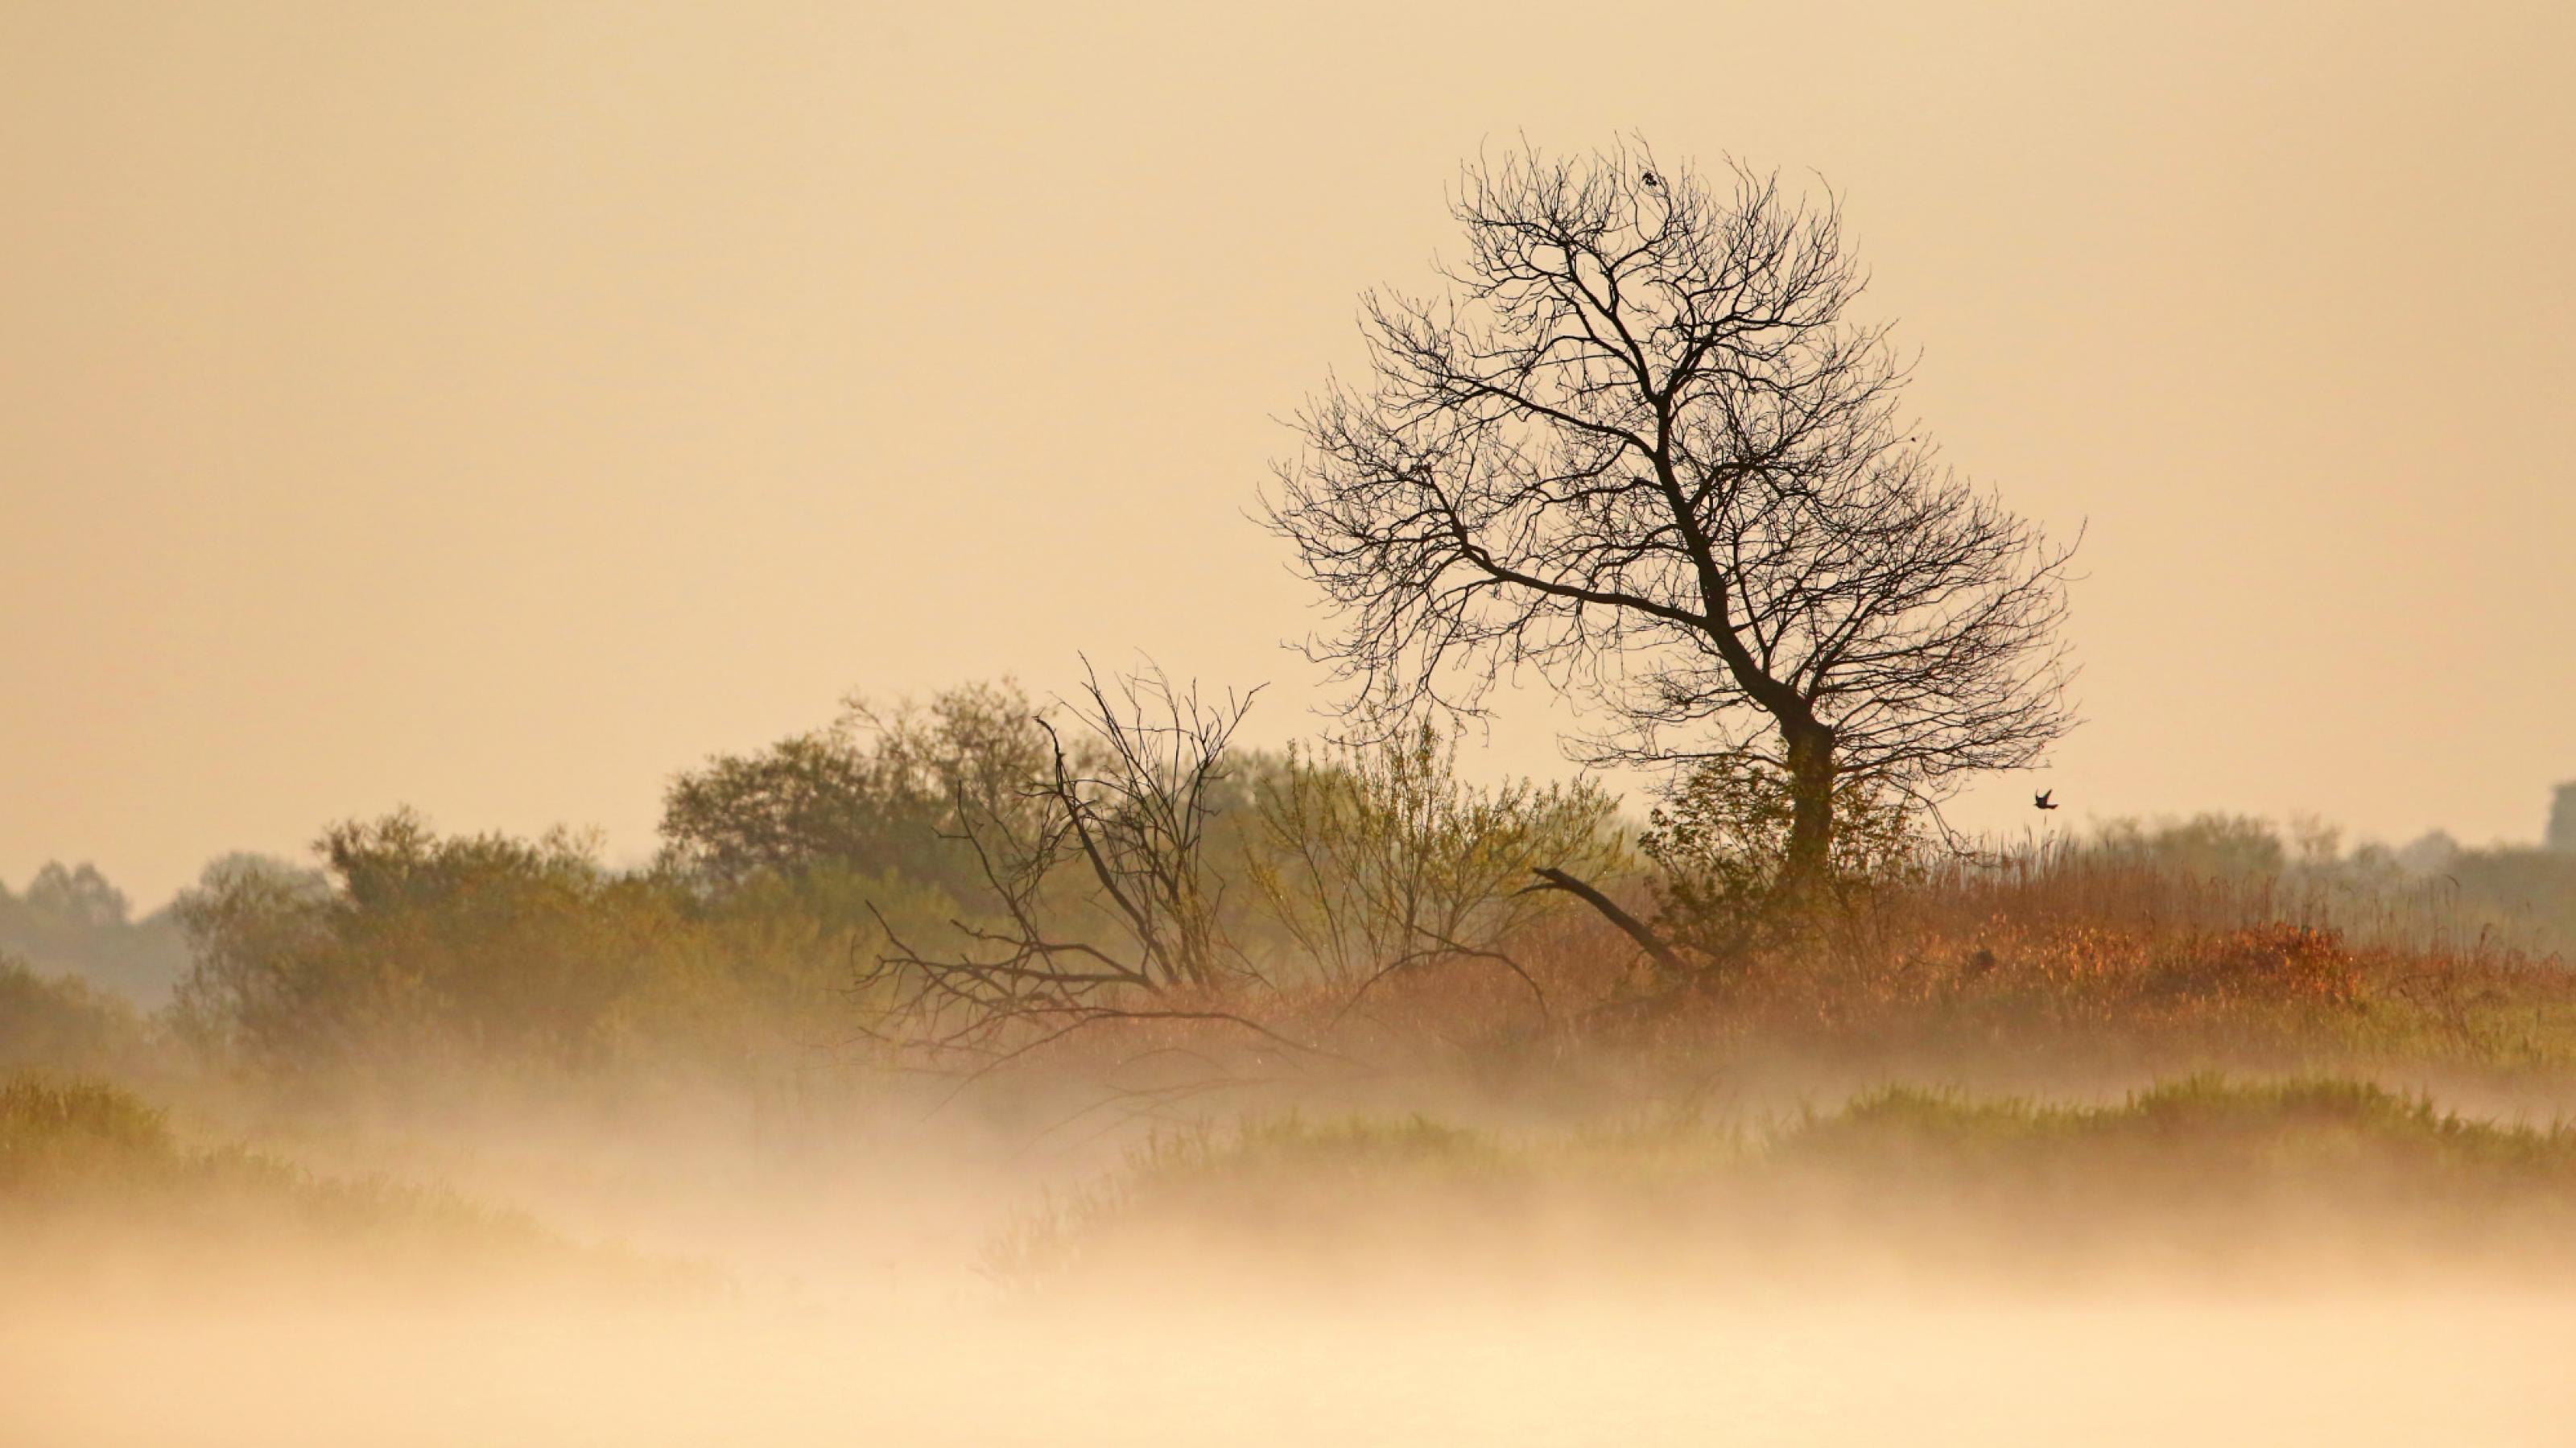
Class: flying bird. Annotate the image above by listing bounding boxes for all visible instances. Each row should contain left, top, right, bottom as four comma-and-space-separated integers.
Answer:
2034, 790, 2059, 811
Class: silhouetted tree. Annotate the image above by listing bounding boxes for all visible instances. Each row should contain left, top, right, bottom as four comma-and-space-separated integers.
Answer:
1268, 141, 2077, 892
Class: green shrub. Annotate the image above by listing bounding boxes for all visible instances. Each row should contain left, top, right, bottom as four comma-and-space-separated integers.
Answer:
168, 812, 880, 1098
994, 1077, 2576, 1292
1246, 723, 1623, 987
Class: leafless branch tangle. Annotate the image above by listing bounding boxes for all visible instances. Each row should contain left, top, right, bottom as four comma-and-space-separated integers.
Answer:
852, 660, 1358, 1099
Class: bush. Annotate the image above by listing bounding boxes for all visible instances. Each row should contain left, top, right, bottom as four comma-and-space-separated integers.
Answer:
0, 954, 149, 1079
169, 811, 886, 1099
1637, 751, 1924, 965
1247, 724, 1623, 988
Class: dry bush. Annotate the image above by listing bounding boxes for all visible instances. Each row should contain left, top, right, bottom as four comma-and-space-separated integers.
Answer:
1528, 846, 2576, 1089
972, 839, 2576, 1123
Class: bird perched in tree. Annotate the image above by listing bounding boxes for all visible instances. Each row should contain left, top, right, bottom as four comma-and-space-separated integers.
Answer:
1640, 170, 1662, 188
2034, 790, 2059, 811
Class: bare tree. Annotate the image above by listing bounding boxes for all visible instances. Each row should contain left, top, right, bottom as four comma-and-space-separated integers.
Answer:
1038, 663, 1256, 994
1266, 140, 2076, 890
858, 662, 1324, 1083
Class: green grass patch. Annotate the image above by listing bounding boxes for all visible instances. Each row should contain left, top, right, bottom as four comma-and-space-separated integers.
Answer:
1, 1073, 703, 1298
996, 1076, 2576, 1293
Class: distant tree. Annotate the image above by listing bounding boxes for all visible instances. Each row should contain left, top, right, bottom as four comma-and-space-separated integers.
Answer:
169, 854, 337, 1068
658, 681, 1052, 902
0, 862, 188, 1005
23, 862, 130, 930
659, 730, 914, 886
2090, 815, 2288, 882
1268, 141, 2077, 893
2549, 782, 2576, 854
171, 816, 863, 1087
2392, 830, 2462, 877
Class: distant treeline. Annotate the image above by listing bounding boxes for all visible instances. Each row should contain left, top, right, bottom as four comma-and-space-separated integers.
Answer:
9, 681, 1620, 1104
2074, 813, 2576, 958
0, 862, 188, 1005
9, 679, 2575, 1110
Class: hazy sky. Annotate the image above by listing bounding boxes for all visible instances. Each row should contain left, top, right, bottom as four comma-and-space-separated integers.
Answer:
4, 1, 2571, 905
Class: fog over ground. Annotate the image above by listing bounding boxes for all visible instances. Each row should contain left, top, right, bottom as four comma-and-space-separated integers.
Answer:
17, 1095, 2576, 1448
16, 1047, 2576, 1446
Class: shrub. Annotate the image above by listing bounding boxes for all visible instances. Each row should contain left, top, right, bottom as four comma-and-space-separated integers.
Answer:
0, 954, 149, 1079
1247, 723, 1623, 988
1637, 750, 1924, 964
169, 811, 878, 1099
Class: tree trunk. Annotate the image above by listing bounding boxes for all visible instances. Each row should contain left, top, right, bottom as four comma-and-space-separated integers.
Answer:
1782, 726, 1837, 895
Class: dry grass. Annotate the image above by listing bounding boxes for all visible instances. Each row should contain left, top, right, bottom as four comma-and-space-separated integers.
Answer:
964, 853, 2576, 1131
